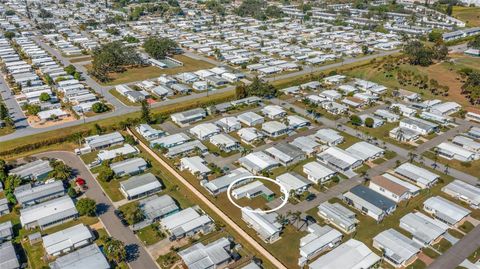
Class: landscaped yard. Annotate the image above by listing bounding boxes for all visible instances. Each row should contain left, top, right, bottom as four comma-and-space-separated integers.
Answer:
432, 238, 452, 253
136, 223, 165, 246
423, 247, 441, 259
406, 259, 426, 269
459, 221, 475, 234
97, 178, 125, 202
108, 89, 141, 107
423, 150, 480, 179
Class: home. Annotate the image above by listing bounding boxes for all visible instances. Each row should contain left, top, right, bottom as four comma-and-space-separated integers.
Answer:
276, 172, 311, 195
166, 140, 208, 158
160, 207, 214, 240
314, 129, 344, 146
345, 142, 384, 162
48, 244, 110, 269
210, 133, 241, 152
343, 185, 397, 222
430, 101, 461, 116
373, 229, 422, 268
308, 239, 380, 269
369, 175, 410, 203
203, 167, 253, 195
261, 121, 289, 138
420, 111, 450, 125
192, 81, 209, 91
14, 181, 65, 207
467, 126, 480, 139
131, 194, 180, 231
321, 101, 348, 115
389, 127, 421, 142
323, 74, 346, 85
171, 83, 191, 94
97, 143, 138, 162
119, 173, 162, 200
237, 111, 264, 126
286, 115, 310, 129
300, 81, 322, 90
320, 90, 342, 101
317, 147, 363, 172
303, 161, 336, 184
232, 181, 275, 201
171, 108, 206, 126
466, 112, 480, 124
151, 85, 172, 97
452, 136, 480, 153
238, 151, 280, 174
391, 104, 416, 117
150, 133, 191, 149
261, 105, 286, 119
381, 173, 421, 197
136, 124, 165, 141
423, 196, 471, 226
265, 143, 306, 166
442, 180, 480, 209
237, 127, 264, 144
241, 207, 282, 243
400, 212, 449, 245
110, 158, 148, 177
436, 142, 477, 162
399, 117, 438, 136
0, 199, 8, 216
0, 221, 13, 242
298, 224, 342, 266
9, 159, 53, 181
20, 196, 78, 230
290, 136, 322, 156
374, 109, 400, 122
394, 163, 439, 189
42, 224, 94, 256
189, 123, 221, 140
81, 132, 124, 152
215, 117, 241, 132
317, 201, 358, 234
179, 237, 234, 269
0, 241, 20, 269
180, 156, 211, 179
359, 114, 384, 128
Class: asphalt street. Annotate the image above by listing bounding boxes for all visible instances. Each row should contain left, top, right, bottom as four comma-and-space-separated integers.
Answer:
34, 151, 160, 269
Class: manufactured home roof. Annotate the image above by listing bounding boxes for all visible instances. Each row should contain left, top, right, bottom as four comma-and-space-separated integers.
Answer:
49, 244, 110, 269
120, 173, 162, 198
442, 180, 480, 207
373, 229, 421, 264
394, 163, 439, 187
42, 224, 93, 256
400, 212, 449, 244
424, 196, 471, 224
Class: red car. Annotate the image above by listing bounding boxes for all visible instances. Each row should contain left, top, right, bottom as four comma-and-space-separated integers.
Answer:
75, 178, 88, 190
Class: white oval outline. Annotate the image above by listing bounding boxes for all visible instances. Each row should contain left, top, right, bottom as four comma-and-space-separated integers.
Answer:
226, 175, 289, 214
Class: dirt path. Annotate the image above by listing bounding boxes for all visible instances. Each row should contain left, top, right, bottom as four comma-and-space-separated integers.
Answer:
127, 129, 288, 269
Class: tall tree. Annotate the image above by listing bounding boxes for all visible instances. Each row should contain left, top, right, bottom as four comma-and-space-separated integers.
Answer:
102, 236, 127, 264
143, 37, 177, 60
140, 100, 152, 124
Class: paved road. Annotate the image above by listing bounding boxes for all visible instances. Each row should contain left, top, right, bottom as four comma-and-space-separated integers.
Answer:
264, 50, 400, 83
34, 151, 159, 269
127, 129, 288, 269
0, 74, 28, 130
428, 225, 480, 269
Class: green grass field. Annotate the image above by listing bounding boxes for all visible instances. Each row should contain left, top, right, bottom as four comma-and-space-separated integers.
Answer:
98, 55, 215, 86
453, 6, 480, 27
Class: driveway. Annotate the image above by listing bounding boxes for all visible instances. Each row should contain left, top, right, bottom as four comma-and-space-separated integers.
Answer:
34, 151, 159, 269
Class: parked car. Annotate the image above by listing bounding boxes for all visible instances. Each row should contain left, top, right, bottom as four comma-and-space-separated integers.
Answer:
306, 193, 316, 201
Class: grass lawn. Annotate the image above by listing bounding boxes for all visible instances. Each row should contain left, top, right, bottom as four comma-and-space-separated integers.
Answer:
98, 178, 125, 202
269, 225, 307, 269
432, 238, 452, 253
0, 126, 15, 136
448, 229, 465, 239
136, 223, 165, 246
453, 6, 480, 27
337, 130, 362, 149
405, 259, 426, 269
108, 89, 140, 106
459, 221, 475, 234
423, 247, 441, 259
468, 247, 480, 263
23, 241, 48, 269
97, 55, 215, 86
423, 150, 480, 179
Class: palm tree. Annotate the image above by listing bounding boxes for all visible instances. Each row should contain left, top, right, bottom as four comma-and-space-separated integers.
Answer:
291, 211, 302, 229
275, 214, 288, 228
444, 163, 450, 174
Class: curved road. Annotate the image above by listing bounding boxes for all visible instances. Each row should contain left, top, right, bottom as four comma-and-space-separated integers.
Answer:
34, 151, 159, 269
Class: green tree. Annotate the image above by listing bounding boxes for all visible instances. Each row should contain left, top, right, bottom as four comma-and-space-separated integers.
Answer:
235, 83, 247, 99
0, 104, 8, 120
140, 100, 152, 123
428, 29, 443, 43
90, 41, 143, 82
461, 71, 480, 104
4, 31, 15, 39
45, 74, 54, 85
25, 104, 41, 116
93, 123, 103, 135
102, 236, 127, 264
143, 37, 177, 60
403, 40, 433, 66
122, 202, 144, 225
76, 198, 97, 216
97, 167, 115, 182
67, 187, 77, 198
350, 114, 362, 126
364, 117, 374, 128
468, 36, 480, 49
49, 160, 73, 180
39, 92, 51, 102
65, 64, 76, 76
446, 4, 453, 16
92, 102, 109, 113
